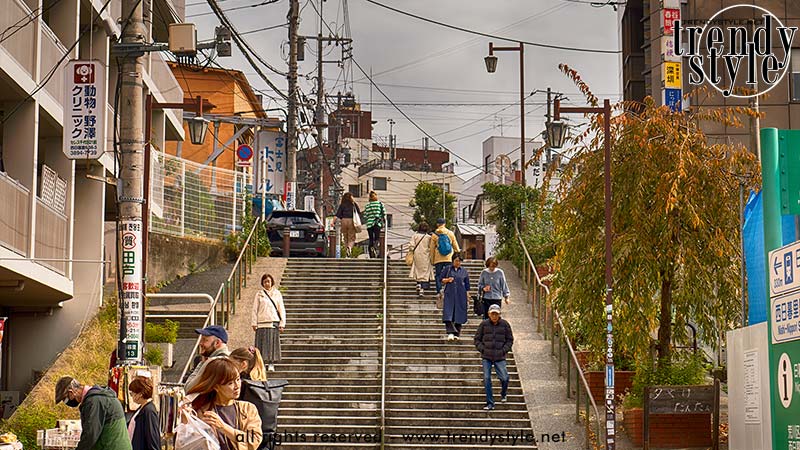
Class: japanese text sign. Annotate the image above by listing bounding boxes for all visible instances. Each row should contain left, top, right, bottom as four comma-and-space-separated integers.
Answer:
255, 130, 286, 195
63, 60, 105, 160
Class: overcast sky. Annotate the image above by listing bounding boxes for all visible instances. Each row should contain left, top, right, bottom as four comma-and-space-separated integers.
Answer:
184, 0, 622, 178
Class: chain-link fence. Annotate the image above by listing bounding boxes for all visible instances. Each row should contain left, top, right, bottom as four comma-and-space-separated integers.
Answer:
149, 151, 250, 241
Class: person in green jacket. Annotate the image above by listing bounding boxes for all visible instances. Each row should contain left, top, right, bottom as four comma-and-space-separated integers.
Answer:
362, 191, 386, 258
55, 376, 133, 450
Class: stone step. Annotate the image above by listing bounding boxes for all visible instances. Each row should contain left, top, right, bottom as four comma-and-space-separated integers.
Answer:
384, 386, 524, 395
282, 384, 380, 392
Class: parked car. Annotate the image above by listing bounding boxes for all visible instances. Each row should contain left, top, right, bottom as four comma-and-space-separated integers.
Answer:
265, 210, 327, 257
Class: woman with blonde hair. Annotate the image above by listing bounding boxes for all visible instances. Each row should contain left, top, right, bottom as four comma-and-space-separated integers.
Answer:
252, 273, 285, 372
230, 347, 268, 382
408, 222, 433, 296
184, 358, 262, 450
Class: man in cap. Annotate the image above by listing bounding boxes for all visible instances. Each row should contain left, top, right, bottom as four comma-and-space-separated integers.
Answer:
55, 376, 132, 450
429, 217, 460, 303
474, 304, 514, 410
183, 325, 231, 391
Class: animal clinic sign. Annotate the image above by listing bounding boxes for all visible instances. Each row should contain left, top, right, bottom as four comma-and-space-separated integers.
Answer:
672, 5, 797, 98
63, 60, 105, 159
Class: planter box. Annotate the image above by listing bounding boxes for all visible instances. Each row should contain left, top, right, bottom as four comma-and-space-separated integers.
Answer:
155, 342, 174, 368
574, 351, 595, 370
623, 407, 713, 448
586, 370, 634, 403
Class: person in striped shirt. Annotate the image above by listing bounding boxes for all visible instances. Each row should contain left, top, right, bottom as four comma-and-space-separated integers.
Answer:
362, 191, 387, 258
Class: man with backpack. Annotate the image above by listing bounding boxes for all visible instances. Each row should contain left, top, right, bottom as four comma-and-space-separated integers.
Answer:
430, 218, 460, 303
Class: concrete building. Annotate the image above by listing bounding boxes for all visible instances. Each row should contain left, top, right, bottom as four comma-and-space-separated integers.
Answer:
618, 0, 800, 148
0, 0, 185, 400
459, 136, 546, 224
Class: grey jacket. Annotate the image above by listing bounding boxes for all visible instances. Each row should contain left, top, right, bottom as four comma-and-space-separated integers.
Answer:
477, 268, 510, 300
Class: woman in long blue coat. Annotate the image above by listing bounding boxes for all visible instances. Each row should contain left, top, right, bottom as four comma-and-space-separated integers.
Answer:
441, 255, 469, 341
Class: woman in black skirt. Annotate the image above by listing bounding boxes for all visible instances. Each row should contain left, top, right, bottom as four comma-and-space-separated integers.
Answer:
251, 274, 286, 371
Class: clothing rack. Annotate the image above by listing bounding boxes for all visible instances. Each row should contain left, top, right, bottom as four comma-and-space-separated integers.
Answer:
157, 385, 185, 438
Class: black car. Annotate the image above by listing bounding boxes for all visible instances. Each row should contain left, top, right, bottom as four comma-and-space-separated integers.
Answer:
266, 210, 327, 257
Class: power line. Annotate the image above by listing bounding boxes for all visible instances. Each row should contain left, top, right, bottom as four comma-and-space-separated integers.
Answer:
360, 0, 621, 54
187, 0, 280, 18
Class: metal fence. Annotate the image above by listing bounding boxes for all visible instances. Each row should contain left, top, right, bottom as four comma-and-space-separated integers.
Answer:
149, 151, 250, 241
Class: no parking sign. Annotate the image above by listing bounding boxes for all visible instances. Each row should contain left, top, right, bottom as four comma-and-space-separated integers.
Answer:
236, 144, 253, 167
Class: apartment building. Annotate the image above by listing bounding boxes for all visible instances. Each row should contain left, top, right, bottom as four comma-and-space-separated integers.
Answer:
618, 0, 800, 147
0, 0, 185, 399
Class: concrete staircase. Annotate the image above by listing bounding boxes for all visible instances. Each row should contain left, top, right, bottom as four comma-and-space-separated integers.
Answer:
384, 259, 537, 449
272, 258, 384, 448
271, 258, 538, 449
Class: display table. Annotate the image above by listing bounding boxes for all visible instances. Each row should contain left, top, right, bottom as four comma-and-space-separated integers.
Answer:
0, 442, 23, 450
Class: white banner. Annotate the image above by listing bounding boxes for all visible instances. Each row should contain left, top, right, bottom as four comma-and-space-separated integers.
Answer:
254, 130, 286, 195
63, 60, 105, 160
286, 182, 297, 210
119, 220, 143, 362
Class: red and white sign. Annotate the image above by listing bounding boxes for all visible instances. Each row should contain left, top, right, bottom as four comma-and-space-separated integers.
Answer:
236, 144, 253, 168
662, 8, 680, 35
285, 181, 297, 210
63, 60, 105, 160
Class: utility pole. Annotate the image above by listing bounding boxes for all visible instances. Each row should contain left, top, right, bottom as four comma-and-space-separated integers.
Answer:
286, 0, 299, 207
388, 119, 395, 161
118, 0, 146, 364
545, 87, 552, 166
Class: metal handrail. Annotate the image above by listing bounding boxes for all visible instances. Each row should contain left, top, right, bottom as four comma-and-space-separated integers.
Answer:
515, 225, 602, 448
380, 228, 389, 447
176, 217, 261, 383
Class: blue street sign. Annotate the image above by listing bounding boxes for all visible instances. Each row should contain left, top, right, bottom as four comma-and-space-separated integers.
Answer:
664, 88, 682, 112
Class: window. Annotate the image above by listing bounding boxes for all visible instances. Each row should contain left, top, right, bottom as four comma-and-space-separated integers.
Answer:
348, 184, 361, 197
386, 214, 393, 228
373, 177, 387, 190
793, 49, 800, 102
485, 155, 491, 174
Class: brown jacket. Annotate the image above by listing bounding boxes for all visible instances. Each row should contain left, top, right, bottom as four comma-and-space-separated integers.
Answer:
196, 401, 263, 450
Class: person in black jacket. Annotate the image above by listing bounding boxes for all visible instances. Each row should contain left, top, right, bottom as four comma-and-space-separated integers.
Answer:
474, 303, 514, 410
127, 376, 161, 450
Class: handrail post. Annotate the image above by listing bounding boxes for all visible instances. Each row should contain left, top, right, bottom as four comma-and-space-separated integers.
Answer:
558, 333, 563, 376
585, 391, 590, 450
576, 381, 581, 423
566, 351, 572, 399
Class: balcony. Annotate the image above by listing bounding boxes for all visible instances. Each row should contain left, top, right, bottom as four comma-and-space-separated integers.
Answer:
1, 0, 36, 77
0, 172, 30, 257
40, 23, 68, 106
35, 198, 68, 276
150, 52, 184, 105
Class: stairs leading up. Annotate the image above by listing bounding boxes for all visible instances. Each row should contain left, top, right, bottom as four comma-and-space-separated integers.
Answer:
270, 257, 538, 450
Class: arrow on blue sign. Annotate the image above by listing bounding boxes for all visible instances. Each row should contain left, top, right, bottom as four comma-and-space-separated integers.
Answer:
775, 256, 783, 275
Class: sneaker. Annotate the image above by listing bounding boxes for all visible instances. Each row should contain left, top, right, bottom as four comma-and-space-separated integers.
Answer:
268, 363, 275, 372
454, 335, 460, 341
483, 404, 494, 411
501, 396, 507, 403
447, 334, 455, 342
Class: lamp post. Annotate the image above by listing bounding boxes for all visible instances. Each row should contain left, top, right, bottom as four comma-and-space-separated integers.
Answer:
485, 42, 526, 187
548, 98, 615, 449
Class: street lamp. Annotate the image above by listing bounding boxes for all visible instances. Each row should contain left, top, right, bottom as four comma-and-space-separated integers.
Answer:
546, 120, 568, 150
552, 97, 616, 449
187, 116, 209, 145
485, 41, 526, 186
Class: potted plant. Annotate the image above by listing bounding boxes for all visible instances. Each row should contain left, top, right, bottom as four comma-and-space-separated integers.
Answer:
145, 320, 179, 368
621, 353, 711, 448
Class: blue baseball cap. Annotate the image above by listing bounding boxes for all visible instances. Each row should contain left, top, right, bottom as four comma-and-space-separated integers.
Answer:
436, 218, 446, 225
195, 325, 228, 343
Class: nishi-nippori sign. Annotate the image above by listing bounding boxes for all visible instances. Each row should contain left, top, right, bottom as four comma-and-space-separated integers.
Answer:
63, 60, 105, 160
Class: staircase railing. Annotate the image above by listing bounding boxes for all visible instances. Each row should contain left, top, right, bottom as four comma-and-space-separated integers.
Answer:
178, 217, 261, 383
380, 222, 389, 448
515, 225, 602, 448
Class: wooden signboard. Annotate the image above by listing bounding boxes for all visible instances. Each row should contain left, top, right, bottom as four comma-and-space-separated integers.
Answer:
643, 379, 720, 450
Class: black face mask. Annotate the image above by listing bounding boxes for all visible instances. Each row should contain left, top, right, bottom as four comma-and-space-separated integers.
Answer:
65, 398, 79, 407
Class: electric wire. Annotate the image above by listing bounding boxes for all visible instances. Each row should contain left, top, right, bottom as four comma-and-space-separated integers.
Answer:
360, 0, 621, 54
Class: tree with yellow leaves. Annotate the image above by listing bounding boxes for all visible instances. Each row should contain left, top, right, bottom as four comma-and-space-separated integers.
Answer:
551, 65, 760, 369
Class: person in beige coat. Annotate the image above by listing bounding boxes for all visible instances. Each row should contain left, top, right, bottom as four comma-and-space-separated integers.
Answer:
184, 358, 263, 450
252, 274, 286, 372
408, 222, 433, 296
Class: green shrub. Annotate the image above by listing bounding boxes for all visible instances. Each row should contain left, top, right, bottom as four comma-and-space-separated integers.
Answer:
144, 346, 163, 366
2, 403, 59, 449
145, 320, 179, 343
622, 354, 708, 409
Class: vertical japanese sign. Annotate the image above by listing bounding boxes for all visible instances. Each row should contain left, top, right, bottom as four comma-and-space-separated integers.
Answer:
285, 182, 297, 210
254, 130, 286, 195
63, 60, 105, 160
660, 2, 682, 113
662, 8, 680, 35
119, 220, 143, 362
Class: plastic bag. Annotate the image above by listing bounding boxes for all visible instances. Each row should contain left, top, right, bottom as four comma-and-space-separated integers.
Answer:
174, 409, 221, 450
